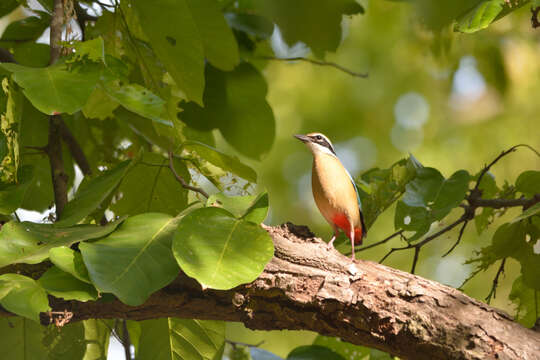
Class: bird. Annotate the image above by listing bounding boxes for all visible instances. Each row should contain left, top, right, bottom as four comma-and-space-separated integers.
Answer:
294, 132, 366, 260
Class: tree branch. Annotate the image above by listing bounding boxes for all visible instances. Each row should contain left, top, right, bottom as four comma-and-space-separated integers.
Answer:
168, 151, 209, 199
47, 115, 68, 219
261, 56, 368, 78
59, 120, 92, 176
2, 223, 538, 359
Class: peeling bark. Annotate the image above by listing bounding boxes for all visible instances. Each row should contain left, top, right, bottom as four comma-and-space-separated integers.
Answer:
2, 223, 539, 359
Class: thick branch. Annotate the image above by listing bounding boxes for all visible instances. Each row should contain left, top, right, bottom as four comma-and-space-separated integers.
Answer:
59, 120, 92, 176
47, 115, 69, 219
3, 224, 538, 359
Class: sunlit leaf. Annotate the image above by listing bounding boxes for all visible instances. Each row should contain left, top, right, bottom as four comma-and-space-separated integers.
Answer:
138, 318, 225, 360
0, 219, 123, 267
103, 81, 166, 121
82, 319, 111, 360
206, 192, 269, 223
80, 213, 182, 306
455, 0, 504, 33
173, 207, 274, 289
38, 266, 98, 302
49, 246, 91, 283
0, 274, 50, 322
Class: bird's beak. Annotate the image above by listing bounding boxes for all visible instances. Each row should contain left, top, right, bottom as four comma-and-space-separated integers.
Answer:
294, 134, 310, 143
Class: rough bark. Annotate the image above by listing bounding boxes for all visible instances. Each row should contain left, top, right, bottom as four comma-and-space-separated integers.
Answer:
2, 223, 539, 360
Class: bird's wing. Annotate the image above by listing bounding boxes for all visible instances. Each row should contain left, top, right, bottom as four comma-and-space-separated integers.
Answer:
344, 167, 367, 235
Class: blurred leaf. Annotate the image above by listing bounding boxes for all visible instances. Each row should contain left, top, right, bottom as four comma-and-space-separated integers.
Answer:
509, 276, 539, 328
0, 11, 51, 42
0, 274, 50, 322
112, 153, 190, 216
0, 62, 101, 115
515, 170, 540, 197
250, 348, 284, 360
477, 171, 498, 198
82, 86, 119, 120
0, 77, 22, 184
12, 42, 50, 67
0, 165, 33, 215
173, 207, 274, 289
511, 203, 540, 224
455, 0, 504, 33
82, 319, 111, 360
68, 37, 106, 63
80, 213, 182, 306
394, 200, 431, 241
49, 246, 91, 283
250, 0, 364, 57
55, 160, 133, 227
430, 170, 470, 219
313, 336, 370, 360
402, 167, 444, 208
231, 346, 252, 360
138, 318, 225, 360
475, 207, 494, 235
132, 0, 239, 105
225, 13, 274, 38
181, 63, 275, 159
43, 322, 86, 360
103, 81, 166, 121
183, 140, 258, 182
38, 266, 98, 302
287, 345, 345, 360
0, 318, 46, 359
206, 192, 269, 223
0, 219, 123, 267
0, 0, 18, 18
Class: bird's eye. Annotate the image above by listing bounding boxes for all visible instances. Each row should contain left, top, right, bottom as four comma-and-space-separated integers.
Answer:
316, 135, 322, 140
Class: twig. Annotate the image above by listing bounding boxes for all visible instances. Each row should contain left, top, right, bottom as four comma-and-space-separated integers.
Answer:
121, 319, 132, 360
485, 258, 506, 304
168, 152, 209, 198
59, 119, 92, 175
353, 229, 404, 254
261, 56, 368, 78
442, 220, 469, 257
532, 6, 540, 28
225, 339, 265, 348
468, 195, 540, 211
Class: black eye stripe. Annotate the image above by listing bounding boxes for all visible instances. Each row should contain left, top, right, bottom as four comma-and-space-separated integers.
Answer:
309, 136, 336, 155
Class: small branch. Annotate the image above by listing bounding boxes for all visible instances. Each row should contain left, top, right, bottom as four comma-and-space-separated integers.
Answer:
121, 319, 132, 360
468, 194, 540, 210
485, 258, 507, 304
59, 120, 92, 176
47, 115, 69, 219
442, 220, 469, 257
168, 152, 209, 199
261, 56, 368, 78
50, 0, 64, 65
353, 229, 404, 254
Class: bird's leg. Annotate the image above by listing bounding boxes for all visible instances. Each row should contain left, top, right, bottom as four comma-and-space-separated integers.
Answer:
327, 230, 339, 249
349, 228, 356, 260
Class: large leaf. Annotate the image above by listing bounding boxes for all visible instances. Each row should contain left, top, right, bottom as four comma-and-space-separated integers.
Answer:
249, 0, 364, 57
183, 141, 257, 183
111, 153, 190, 217
80, 212, 182, 306
49, 246, 91, 283
0, 62, 101, 115
82, 319, 111, 360
0, 11, 51, 42
181, 63, 275, 159
132, 0, 239, 105
0, 318, 46, 360
103, 81, 166, 121
38, 266, 98, 302
0, 219, 123, 267
0, 0, 19, 18
138, 318, 225, 360
0, 165, 33, 215
43, 322, 86, 360
173, 207, 274, 290
0, 274, 50, 322
206, 192, 269, 223
55, 160, 133, 227
287, 345, 345, 360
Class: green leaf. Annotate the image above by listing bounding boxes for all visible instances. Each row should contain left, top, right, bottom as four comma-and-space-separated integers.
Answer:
402, 167, 445, 208
287, 345, 345, 360
249, 0, 364, 57
38, 266, 98, 302
138, 318, 225, 360
206, 192, 269, 223
511, 203, 540, 224
225, 13, 274, 38
0, 165, 33, 215
82, 319, 111, 360
111, 152, 190, 217
103, 81, 166, 121
0, 0, 19, 18
477, 171, 498, 198
430, 170, 470, 219
82, 86, 119, 120
43, 322, 86, 360
173, 207, 274, 290
181, 63, 275, 159
183, 140, 258, 182
0, 318, 46, 360
12, 42, 51, 67
80, 213, 182, 306
49, 246, 91, 283
55, 160, 133, 227
313, 336, 370, 360
0, 274, 50, 322
68, 37, 106, 63
394, 201, 431, 241
475, 207, 494, 235
0, 219, 123, 267
0, 62, 101, 115
132, 0, 239, 105
509, 276, 540, 328
515, 170, 540, 197
0, 76, 23, 184
455, 0, 504, 33
0, 11, 51, 42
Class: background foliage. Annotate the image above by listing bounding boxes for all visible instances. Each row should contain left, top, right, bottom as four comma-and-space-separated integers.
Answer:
0, 0, 539, 359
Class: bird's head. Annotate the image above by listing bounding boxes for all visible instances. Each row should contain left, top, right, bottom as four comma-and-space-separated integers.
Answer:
294, 132, 337, 157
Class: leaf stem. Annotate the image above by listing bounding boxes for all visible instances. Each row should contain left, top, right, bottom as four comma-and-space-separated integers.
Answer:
261, 56, 368, 78
168, 151, 209, 199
